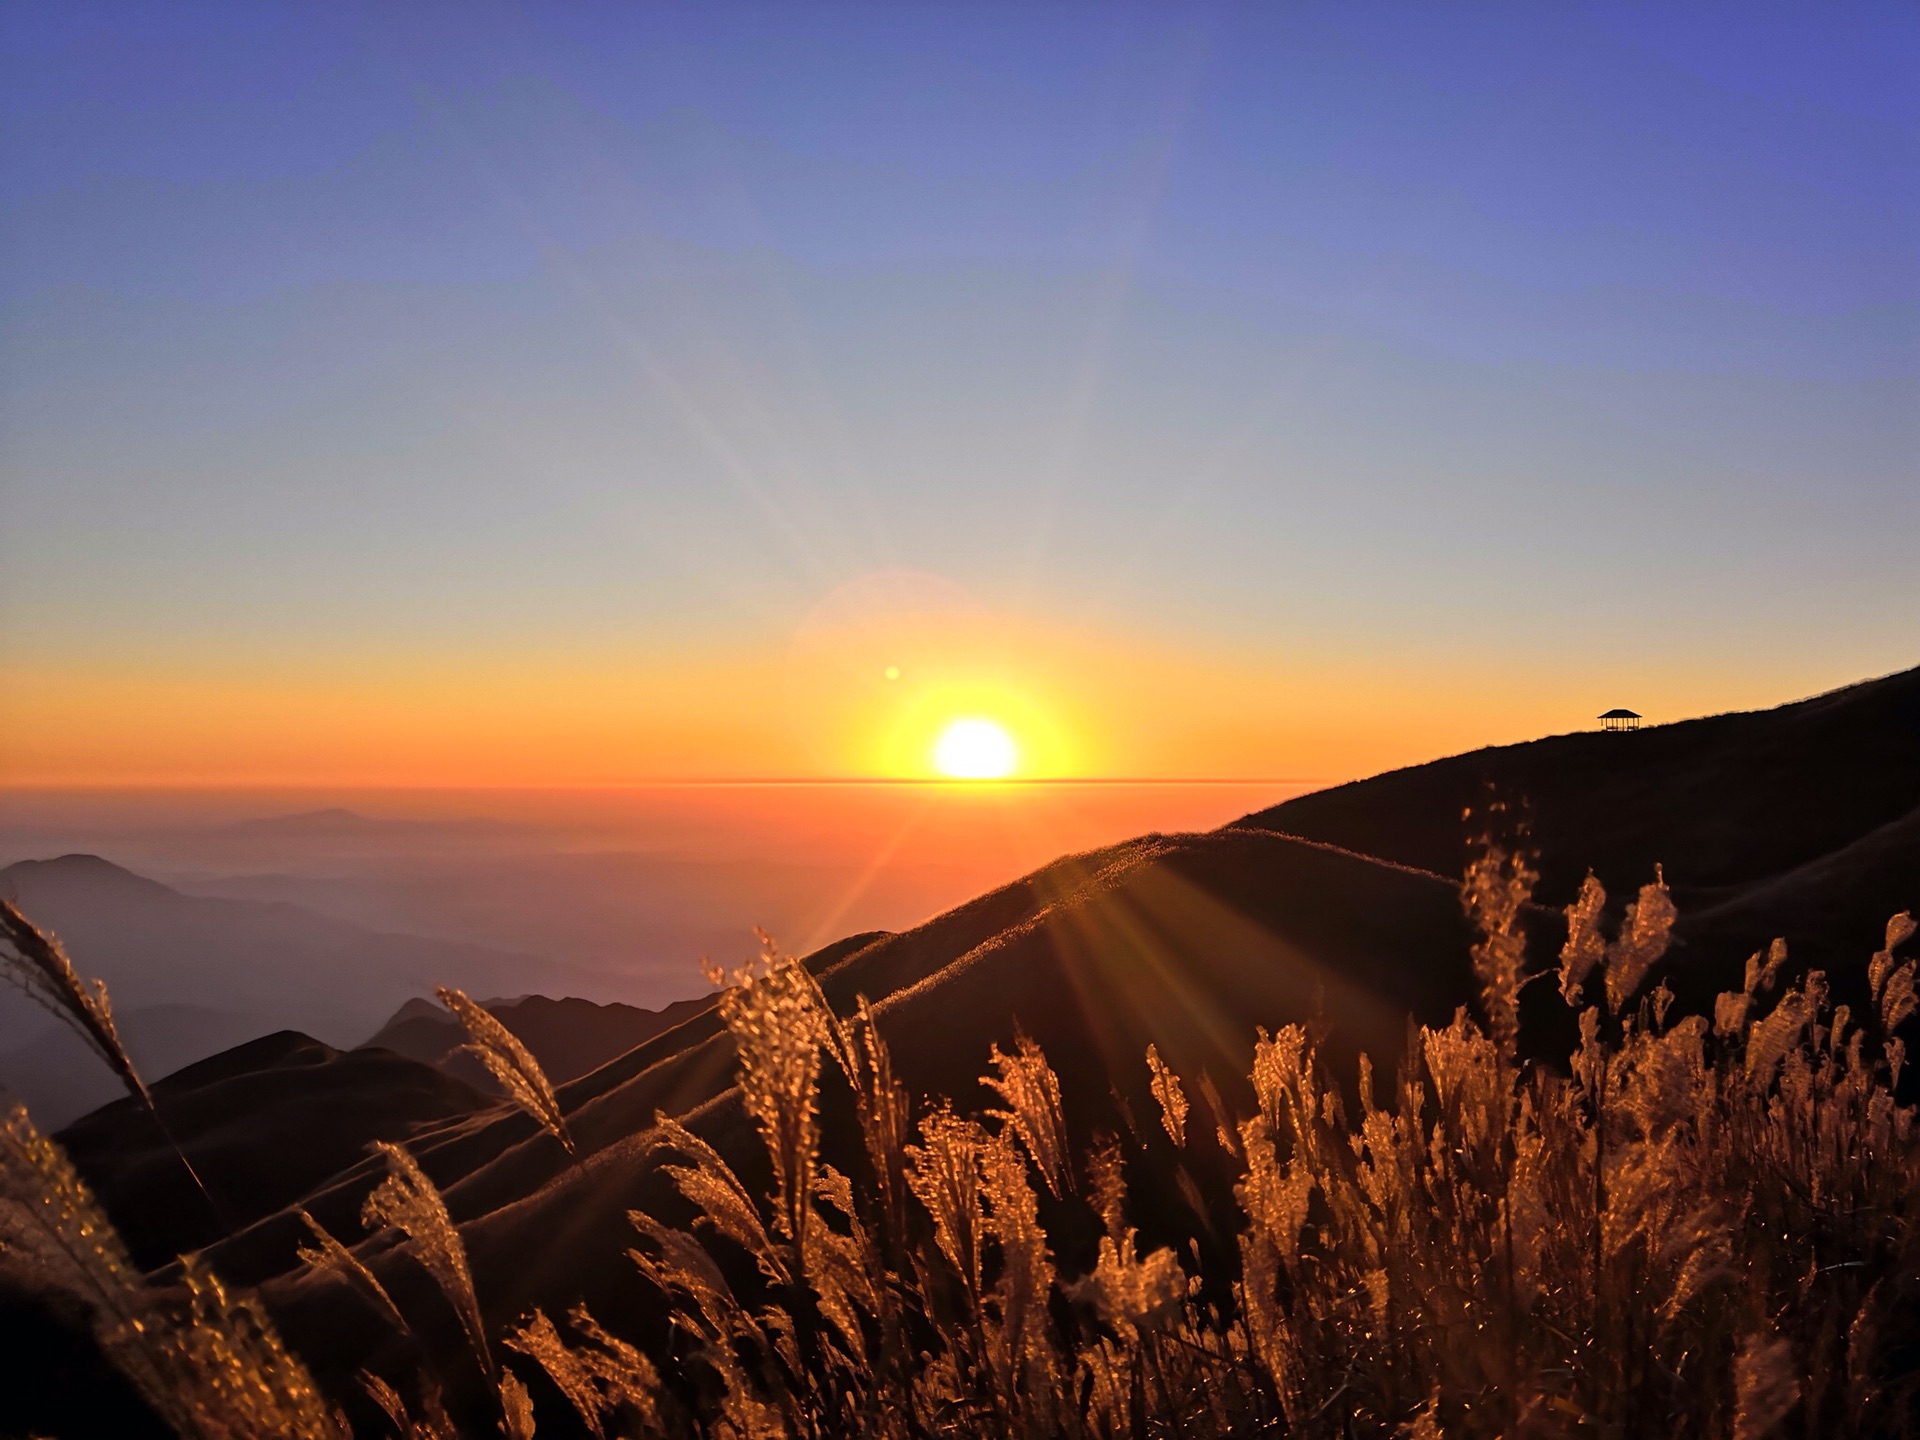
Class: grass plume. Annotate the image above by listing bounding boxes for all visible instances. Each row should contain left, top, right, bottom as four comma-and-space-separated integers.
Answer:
362, 1142, 492, 1381
0, 897, 225, 1229
296, 1209, 413, 1343
1144, 1042, 1188, 1148
0, 1101, 343, 1439
0, 898, 147, 1106
435, 987, 575, 1157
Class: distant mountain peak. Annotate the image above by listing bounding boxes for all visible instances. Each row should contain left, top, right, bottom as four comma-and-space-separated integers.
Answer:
207, 807, 512, 842
212, 808, 390, 838
0, 853, 177, 898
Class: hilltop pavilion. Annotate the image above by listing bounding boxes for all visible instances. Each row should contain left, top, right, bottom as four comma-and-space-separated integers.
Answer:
1599, 707, 1642, 733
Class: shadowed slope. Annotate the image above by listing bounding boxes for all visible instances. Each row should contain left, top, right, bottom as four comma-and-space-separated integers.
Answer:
1235, 664, 1920, 907
244, 830, 1500, 1408
57, 1032, 484, 1268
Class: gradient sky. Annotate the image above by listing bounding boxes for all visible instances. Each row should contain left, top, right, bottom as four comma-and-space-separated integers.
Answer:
2, 3, 1916, 784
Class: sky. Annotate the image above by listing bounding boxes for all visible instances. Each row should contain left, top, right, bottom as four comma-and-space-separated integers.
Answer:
2, 2, 1916, 785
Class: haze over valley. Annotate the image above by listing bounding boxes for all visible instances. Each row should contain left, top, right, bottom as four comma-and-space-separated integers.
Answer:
0, 781, 1296, 1122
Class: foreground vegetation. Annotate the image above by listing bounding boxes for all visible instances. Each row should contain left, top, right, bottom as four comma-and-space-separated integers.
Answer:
2, 858, 1918, 1437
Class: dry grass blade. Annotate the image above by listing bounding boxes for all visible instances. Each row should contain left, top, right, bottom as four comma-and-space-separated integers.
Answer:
0, 897, 148, 1106
0, 1099, 146, 1324
1870, 912, 1919, 1035
906, 1107, 988, 1295
569, 1305, 666, 1428
1066, 1227, 1185, 1343
0, 898, 225, 1224
979, 1130, 1051, 1313
296, 1208, 412, 1341
363, 1141, 492, 1379
708, 941, 829, 1244
984, 1029, 1072, 1197
1559, 871, 1607, 1004
849, 996, 912, 1244
649, 1112, 789, 1288
1746, 936, 1790, 998
361, 1371, 414, 1434
360, 1371, 460, 1440
503, 1309, 609, 1438
1460, 846, 1537, 1056
498, 1368, 537, 1440
1733, 1330, 1801, 1440
1145, 1043, 1189, 1148
436, 986, 575, 1156
106, 1257, 346, 1440
1746, 979, 1817, 1084
1, 1102, 340, 1439
1605, 866, 1676, 1013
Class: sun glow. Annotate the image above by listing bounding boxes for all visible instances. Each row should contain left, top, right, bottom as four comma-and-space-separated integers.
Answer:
932, 717, 1019, 780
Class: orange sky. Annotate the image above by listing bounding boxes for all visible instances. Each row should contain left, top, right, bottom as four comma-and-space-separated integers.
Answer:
0, 591, 1857, 789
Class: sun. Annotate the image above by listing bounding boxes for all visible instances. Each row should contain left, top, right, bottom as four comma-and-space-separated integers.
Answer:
932, 717, 1019, 779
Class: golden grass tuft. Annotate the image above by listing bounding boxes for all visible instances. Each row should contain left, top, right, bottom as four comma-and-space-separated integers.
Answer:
0, 898, 147, 1108
362, 1142, 492, 1381
296, 1208, 412, 1342
1144, 1042, 1188, 1149
0, 897, 223, 1219
0, 1101, 343, 1439
435, 987, 575, 1156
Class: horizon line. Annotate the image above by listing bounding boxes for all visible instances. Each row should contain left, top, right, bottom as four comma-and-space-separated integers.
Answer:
0, 776, 1333, 792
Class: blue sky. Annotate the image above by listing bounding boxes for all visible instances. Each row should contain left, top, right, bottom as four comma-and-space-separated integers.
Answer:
2, 3, 1916, 780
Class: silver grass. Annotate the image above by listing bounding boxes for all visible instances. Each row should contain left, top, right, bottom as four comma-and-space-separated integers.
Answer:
113, 1257, 346, 1440
436, 986, 575, 1156
502, 1309, 608, 1439
1733, 1330, 1801, 1440
1604, 867, 1676, 1014
0, 1102, 340, 1439
983, 1029, 1072, 1197
0, 899, 221, 1217
708, 941, 829, 1246
0, 898, 147, 1107
363, 1141, 492, 1379
1066, 1228, 1185, 1343
295, 1209, 412, 1342
1559, 871, 1608, 1004
1460, 846, 1537, 1056
497, 1368, 537, 1440
1145, 1043, 1189, 1148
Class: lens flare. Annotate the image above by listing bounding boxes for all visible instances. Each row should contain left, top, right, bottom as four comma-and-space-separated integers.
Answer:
932, 718, 1018, 779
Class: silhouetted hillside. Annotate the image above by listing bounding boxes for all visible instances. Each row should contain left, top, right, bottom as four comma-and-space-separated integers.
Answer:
1234, 665, 1920, 1003
1235, 664, 1920, 908
56, 1032, 483, 1268
0, 1002, 261, 1128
